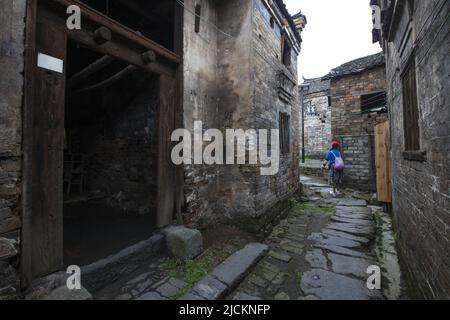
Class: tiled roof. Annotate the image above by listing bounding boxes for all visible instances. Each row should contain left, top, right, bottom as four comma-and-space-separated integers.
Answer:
301, 77, 330, 94
324, 52, 385, 80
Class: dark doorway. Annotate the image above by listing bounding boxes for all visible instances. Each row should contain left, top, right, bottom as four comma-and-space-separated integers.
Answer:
22, 0, 182, 282
63, 41, 159, 266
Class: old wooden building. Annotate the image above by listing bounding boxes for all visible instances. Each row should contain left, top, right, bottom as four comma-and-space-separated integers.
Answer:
0, 0, 306, 298
371, 0, 450, 299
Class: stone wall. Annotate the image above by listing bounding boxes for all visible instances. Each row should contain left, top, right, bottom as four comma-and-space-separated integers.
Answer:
182, 0, 222, 228
330, 66, 387, 190
0, 0, 26, 299
182, 0, 301, 229
252, 0, 300, 228
301, 90, 331, 159
384, 0, 450, 299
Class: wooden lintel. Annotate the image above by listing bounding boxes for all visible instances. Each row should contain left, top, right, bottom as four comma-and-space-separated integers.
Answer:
47, 0, 181, 65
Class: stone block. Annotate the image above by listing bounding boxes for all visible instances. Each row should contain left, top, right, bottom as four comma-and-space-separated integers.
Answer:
162, 226, 203, 259
212, 243, 268, 287
0, 237, 18, 260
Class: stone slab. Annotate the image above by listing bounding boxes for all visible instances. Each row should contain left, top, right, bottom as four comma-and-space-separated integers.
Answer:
178, 292, 206, 300
336, 199, 368, 207
233, 292, 262, 300
328, 254, 375, 279
322, 229, 371, 244
309, 233, 362, 249
212, 243, 268, 288
336, 206, 372, 214
305, 249, 328, 269
137, 291, 167, 300
269, 251, 293, 263
156, 281, 182, 298
80, 233, 165, 292
315, 244, 373, 260
192, 275, 227, 300
327, 223, 375, 238
331, 216, 374, 226
335, 211, 373, 221
300, 269, 383, 300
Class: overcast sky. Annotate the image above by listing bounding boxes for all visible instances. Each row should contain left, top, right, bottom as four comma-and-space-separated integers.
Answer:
283, 0, 382, 82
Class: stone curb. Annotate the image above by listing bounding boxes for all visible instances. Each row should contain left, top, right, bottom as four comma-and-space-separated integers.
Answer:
178, 243, 269, 300
81, 233, 165, 292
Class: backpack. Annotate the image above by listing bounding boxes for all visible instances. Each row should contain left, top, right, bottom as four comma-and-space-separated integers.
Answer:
331, 150, 345, 171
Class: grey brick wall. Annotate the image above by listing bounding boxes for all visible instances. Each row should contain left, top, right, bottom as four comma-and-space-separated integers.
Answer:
301, 91, 332, 159
0, 0, 26, 299
384, 0, 450, 299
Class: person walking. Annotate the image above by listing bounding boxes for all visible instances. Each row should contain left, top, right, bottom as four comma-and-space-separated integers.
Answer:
322, 141, 345, 195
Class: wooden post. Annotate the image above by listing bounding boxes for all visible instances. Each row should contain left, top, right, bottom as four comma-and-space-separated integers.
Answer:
375, 120, 392, 203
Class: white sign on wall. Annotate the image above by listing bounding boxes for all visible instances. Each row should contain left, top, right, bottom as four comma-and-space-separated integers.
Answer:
37, 53, 64, 74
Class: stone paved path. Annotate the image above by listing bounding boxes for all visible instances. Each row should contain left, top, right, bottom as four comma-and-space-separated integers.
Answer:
228, 175, 405, 300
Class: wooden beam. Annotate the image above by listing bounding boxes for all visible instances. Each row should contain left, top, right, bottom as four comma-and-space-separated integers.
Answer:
46, 0, 181, 65
73, 65, 137, 94
93, 26, 112, 44
68, 29, 175, 76
68, 55, 114, 88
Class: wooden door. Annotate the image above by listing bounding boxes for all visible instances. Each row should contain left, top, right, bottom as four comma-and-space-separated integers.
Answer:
157, 74, 177, 227
24, 4, 67, 279
375, 120, 392, 203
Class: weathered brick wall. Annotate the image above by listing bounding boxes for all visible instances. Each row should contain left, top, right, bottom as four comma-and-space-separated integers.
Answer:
385, 0, 450, 299
215, 0, 256, 223
302, 91, 331, 159
252, 0, 300, 226
182, 0, 222, 228
330, 66, 387, 190
182, 0, 301, 229
0, 0, 26, 299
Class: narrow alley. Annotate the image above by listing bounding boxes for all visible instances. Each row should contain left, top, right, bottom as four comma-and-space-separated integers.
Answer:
0, 0, 449, 306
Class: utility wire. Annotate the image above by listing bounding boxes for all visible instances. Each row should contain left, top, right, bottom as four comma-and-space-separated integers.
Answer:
174, 0, 234, 38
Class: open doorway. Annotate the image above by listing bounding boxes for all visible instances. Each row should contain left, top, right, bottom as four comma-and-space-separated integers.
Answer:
22, 0, 182, 282
62, 41, 159, 266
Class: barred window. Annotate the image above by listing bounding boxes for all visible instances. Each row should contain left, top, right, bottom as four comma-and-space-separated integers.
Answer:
279, 112, 291, 154
402, 57, 420, 151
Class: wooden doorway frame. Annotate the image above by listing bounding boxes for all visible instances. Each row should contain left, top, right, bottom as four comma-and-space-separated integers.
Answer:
21, 0, 184, 286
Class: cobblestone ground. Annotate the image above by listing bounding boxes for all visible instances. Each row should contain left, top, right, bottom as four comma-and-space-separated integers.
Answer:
229, 175, 405, 300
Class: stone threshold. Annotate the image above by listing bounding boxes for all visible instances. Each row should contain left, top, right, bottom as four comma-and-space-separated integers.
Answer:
25, 232, 166, 300
138, 243, 269, 301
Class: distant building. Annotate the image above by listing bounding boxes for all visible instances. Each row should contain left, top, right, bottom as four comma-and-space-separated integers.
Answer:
372, 0, 450, 299
300, 77, 331, 159
325, 52, 388, 191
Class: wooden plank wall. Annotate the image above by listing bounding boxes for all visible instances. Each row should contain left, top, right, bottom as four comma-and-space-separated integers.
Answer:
375, 120, 392, 203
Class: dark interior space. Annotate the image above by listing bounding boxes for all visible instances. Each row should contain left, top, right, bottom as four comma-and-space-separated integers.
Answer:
78, 0, 176, 51
63, 40, 160, 266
